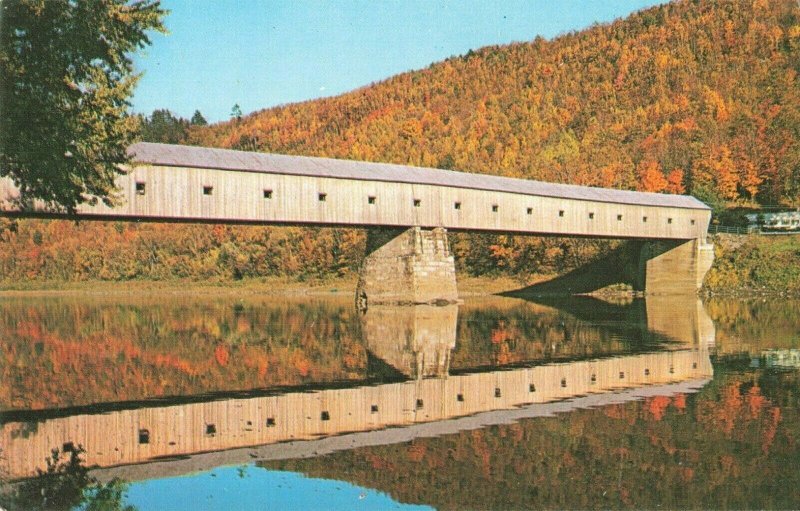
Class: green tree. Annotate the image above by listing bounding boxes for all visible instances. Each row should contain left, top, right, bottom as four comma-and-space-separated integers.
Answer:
231, 103, 243, 122
190, 109, 208, 126
0, 0, 166, 213
140, 109, 189, 143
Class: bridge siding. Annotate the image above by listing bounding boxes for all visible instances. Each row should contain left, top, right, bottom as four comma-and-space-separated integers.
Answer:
2, 349, 710, 479
1, 163, 709, 239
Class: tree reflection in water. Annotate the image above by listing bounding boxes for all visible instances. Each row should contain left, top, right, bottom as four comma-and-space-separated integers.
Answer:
1, 446, 134, 511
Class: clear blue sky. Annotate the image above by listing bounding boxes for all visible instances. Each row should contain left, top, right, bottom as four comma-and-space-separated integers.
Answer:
131, 0, 665, 123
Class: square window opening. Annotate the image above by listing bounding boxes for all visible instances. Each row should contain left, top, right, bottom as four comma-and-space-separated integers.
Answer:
416, 398, 424, 410
138, 429, 150, 444
529, 383, 536, 392
205, 424, 216, 435
318, 193, 327, 202
617, 214, 623, 221
494, 387, 502, 398
203, 186, 213, 196
135, 182, 146, 195
589, 212, 595, 219
643, 216, 648, 223
560, 378, 567, 388
454, 201, 462, 210
413, 199, 421, 207
527, 207, 533, 215
668, 218, 673, 224
457, 393, 464, 402
321, 411, 330, 421
492, 205, 499, 213
370, 405, 379, 413
691, 219, 696, 225
263, 189, 273, 199
558, 210, 565, 217
266, 418, 276, 427
368, 196, 376, 205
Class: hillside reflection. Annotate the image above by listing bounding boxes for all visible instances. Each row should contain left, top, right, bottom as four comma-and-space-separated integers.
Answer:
0, 294, 705, 412
0, 294, 715, 483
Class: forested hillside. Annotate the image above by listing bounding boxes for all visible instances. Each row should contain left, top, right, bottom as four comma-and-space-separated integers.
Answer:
2, 0, 799, 284
196, 0, 800, 207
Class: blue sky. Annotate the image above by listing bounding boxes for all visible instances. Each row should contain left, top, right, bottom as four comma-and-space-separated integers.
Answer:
131, 0, 665, 123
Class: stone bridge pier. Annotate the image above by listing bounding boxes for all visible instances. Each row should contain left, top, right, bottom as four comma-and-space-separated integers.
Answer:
356, 227, 458, 309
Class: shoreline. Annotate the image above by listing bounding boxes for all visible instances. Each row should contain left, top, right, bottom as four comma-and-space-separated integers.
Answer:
3, 275, 798, 300
0, 274, 537, 299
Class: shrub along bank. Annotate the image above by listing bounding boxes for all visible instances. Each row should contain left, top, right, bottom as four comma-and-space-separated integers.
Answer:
703, 234, 800, 296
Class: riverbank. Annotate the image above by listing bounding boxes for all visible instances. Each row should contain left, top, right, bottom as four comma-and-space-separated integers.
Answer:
0, 274, 541, 298
703, 233, 800, 297
3, 234, 798, 298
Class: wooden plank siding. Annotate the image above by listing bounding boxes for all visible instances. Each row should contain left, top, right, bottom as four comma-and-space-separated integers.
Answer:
0, 143, 711, 240
1, 348, 711, 479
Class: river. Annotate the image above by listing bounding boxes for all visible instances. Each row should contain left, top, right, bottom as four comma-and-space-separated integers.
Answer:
0, 293, 798, 509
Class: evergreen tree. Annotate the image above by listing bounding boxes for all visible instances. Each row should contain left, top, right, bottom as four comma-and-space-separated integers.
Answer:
190, 110, 208, 126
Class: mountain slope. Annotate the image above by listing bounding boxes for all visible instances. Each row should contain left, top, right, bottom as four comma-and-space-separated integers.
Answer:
193, 0, 800, 206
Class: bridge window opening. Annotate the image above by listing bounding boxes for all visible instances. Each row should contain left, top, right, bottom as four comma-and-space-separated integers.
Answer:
205, 424, 216, 435
642, 216, 648, 223
527, 207, 533, 215
494, 387, 502, 398
617, 214, 623, 221
692, 362, 697, 369
318, 193, 327, 202
589, 212, 595, 219
454, 201, 461, 210
138, 429, 150, 444
413, 199, 421, 207
63, 442, 75, 453
669, 366, 675, 374
416, 399, 424, 410
558, 210, 565, 217
135, 181, 146, 195
266, 418, 276, 427
492, 204, 499, 212
560, 378, 567, 388
321, 411, 330, 421
263, 189, 273, 199
529, 383, 536, 392
371, 404, 379, 413
368, 196, 376, 204
644, 368, 650, 376
691, 219, 696, 225
203, 186, 213, 196
590, 374, 597, 384
619, 371, 625, 379
668, 218, 673, 224
457, 393, 464, 402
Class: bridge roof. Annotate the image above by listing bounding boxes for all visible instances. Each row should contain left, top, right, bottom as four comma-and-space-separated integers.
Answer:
129, 142, 710, 210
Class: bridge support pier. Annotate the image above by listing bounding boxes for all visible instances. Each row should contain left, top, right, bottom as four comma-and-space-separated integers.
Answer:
637, 239, 714, 295
356, 227, 458, 309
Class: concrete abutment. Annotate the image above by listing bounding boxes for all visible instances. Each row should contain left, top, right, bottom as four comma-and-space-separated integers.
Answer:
637, 238, 715, 295
356, 227, 458, 308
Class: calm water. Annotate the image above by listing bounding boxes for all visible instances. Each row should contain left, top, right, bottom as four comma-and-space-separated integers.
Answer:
0, 293, 798, 510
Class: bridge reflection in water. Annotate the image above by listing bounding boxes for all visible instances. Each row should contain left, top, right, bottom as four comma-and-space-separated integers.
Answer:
1, 296, 714, 481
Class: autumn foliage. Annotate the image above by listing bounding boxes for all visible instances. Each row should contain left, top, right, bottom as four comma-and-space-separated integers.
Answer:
191, 0, 800, 207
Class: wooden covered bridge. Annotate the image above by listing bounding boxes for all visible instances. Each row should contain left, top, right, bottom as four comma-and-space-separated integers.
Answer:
0, 142, 714, 298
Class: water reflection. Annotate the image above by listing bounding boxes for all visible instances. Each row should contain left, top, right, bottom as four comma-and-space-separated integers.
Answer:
0, 294, 715, 485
